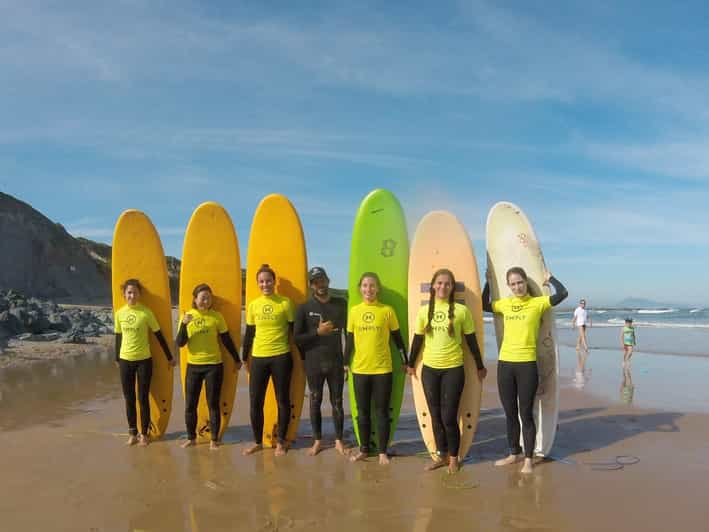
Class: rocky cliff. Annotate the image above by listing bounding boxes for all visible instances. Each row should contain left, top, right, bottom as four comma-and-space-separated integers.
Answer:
0, 192, 110, 303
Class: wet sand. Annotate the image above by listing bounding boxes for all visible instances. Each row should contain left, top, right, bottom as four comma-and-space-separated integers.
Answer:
1, 339, 707, 531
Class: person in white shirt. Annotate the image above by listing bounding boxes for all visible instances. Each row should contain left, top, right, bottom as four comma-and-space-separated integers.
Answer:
572, 299, 591, 352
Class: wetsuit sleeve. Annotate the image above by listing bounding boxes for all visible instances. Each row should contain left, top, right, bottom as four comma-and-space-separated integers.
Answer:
115, 333, 122, 362
344, 332, 354, 366
482, 282, 493, 313
242, 324, 255, 361
464, 332, 485, 370
390, 329, 408, 366
293, 304, 317, 351
548, 276, 568, 306
408, 333, 424, 368
153, 330, 174, 361
176, 322, 189, 348
219, 332, 241, 363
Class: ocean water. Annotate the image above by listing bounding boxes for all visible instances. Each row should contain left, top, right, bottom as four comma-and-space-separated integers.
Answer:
556, 307, 709, 329
483, 308, 709, 357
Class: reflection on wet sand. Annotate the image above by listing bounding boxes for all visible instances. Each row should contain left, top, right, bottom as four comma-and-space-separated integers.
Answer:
621, 363, 635, 404
1, 344, 708, 531
0, 348, 117, 430
572, 350, 591, 390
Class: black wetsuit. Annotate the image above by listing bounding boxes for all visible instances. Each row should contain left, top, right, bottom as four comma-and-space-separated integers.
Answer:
242, 323, 294, 445
408, 332, 484, 457
482, 276, 568, 458
115, 330, 173, 437
344, 329, 407, 454
294, 295, 347, 441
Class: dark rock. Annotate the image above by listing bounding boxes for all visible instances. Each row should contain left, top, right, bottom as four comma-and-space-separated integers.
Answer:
9, 307, 26, 324
0, 310, 23, 335
26, 310, 51, 333
62, 331, 87, 344
47, 313, 71, 332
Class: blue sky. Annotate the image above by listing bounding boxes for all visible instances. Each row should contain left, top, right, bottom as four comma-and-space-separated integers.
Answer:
1, 0, 707, 306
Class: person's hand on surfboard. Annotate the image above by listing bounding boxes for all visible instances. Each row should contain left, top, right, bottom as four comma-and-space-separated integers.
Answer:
168, 356, 177, 368
405, 366, 416, 378
477, 367, 488, 381
485, 269, 492, 283
182, 313, 193, 325
344, 365, 349, 381
542, 271, 552, 286
233, 360, 241, 373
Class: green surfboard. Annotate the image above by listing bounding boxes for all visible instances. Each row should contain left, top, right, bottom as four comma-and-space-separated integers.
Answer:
348, 188, 409, 452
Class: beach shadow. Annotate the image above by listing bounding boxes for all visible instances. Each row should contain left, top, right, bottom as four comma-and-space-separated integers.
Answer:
550, 411, 682, 459
558, 407, 606, 421
464, 407, 679, 464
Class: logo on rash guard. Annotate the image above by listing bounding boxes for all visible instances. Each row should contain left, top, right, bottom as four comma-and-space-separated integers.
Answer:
433, 311, 447, 323
511, 304, 524, 312
258, 304, 279, 321
362, 312, 375, 323
194, 318, 207, 331
126, 314, 137, 325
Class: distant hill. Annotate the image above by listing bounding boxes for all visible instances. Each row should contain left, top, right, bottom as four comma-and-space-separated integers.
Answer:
615, 297, 676, 309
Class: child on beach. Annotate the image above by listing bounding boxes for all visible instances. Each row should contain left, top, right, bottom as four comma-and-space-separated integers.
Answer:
621, 318, 636, 367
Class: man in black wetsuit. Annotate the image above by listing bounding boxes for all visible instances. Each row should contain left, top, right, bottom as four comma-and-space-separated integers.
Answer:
294, 266, 348, 456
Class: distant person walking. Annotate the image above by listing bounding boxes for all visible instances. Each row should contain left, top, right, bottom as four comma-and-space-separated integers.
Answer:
621, 318, 637, 367
573, 299, 591, 352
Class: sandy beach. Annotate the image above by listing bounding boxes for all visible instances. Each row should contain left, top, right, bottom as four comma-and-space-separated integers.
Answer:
1, 326, 708, 531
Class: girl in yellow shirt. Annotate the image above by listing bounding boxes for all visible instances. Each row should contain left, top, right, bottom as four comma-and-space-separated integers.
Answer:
408, 269, 487, 473
345, 272, 407, 465
114, 279, 175, 446
176, 283, 241, 450
482, 267, 567, 474
241, 264, 295, 457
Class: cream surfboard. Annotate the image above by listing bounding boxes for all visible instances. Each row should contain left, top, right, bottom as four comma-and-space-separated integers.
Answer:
179, 202, 242, 442
111, 209, 174, 439
486, 201, 559, 457
408, 210, 484, 461
245, 194, 307, 447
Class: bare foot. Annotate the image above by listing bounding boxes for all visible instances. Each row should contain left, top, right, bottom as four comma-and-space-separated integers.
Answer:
494, 454, 523, 467
274, 442, 288, 457
349, 451, 366, 463
138, 434, 149, 447
181, 439, 196, 449
448, 456, 460, 474
308, 440, 322, 456
334, 440, 348, 456
126, 435, 138, 446
520, 458, 534, 474
209, 441, 220, 451
424, 459, 446, 471
242, 443, 263, 456
378, 453, 390, 465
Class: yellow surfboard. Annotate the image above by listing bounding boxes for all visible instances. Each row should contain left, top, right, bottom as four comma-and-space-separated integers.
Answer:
407, 210, 484, 460
179, 202, 242, 442
245, 194, 307, 447
111, 209, 174, 439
